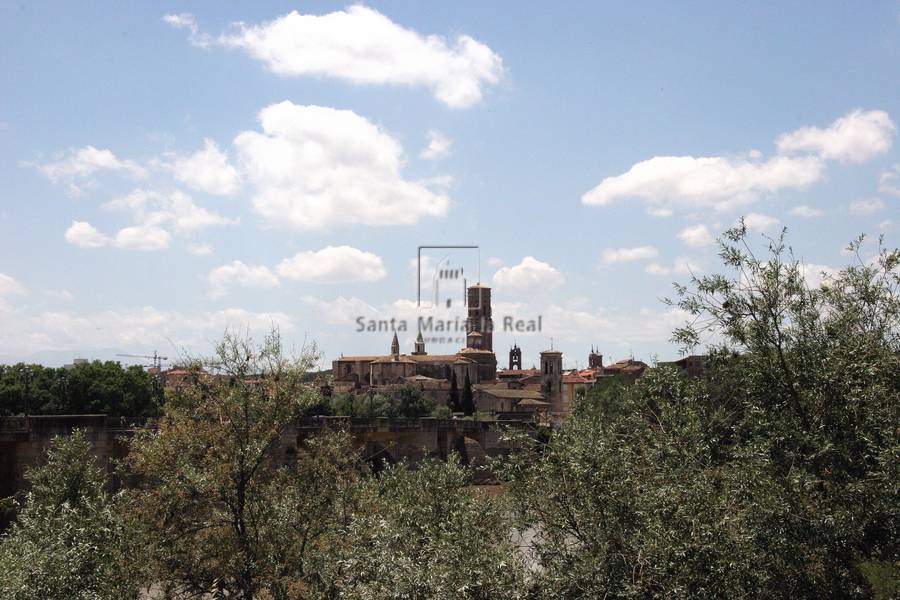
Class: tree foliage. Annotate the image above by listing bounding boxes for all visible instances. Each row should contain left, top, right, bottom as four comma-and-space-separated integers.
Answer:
340, 457, 527, 599
503, 227, 900, 598
0, 431, 144, 600
125, 329, 365, 599
0, 360, 163, 418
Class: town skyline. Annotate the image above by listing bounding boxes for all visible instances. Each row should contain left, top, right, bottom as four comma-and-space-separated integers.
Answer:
1, 2, 899, 369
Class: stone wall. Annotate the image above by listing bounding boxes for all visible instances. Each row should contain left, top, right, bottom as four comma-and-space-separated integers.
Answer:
0, 415, 538, 499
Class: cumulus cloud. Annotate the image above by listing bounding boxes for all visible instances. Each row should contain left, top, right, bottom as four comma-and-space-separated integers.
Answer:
645, 256, 700, 277
277, 246, 387, 283
105, 188, 237, 233
207, 261, 280, 298
64, 221, 110, 248
776, 109, 895, 163
582, 154, 822, 213
678, 224, 714, 247
790, 205, 825, 218
234, 101, 448, 230
419, 130, 452, 160
879, 164, 900, 197
172, 139, 241, 195
113, 225, 171, 251
0, 304, 295, 358
848, 198, 885, 215
581, 109, 895, 214
799, 262, 839, 288
35, 146, 147, 181
214, 5, 503, 108
492, 257, 564, 292
66, 189, 236, 252
600, 246, 658, 264
743, 213, 780, 231
162, 13, 211, 48
301, 295, 380, 326
187, 242, 213, 256
0, 273, 26, 296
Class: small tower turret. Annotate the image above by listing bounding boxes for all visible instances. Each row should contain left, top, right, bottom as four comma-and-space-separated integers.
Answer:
413, 331, 426, 355
509, 343, 522, 370
390, 332, 400, 358
588, 345, 603, 369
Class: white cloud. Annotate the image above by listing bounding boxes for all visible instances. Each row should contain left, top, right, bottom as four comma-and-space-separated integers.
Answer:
743, 213, 780, 231
776, 109, 895, 163
645, 256, 700, 277
790, 205, 825, 218
848, 198, 885, 215
582, 154, 823, 213
301, 295, 380, 326
601, 246, 658, 264
64, 221, 110, 248
106, 188, 237, 233
799, 262, 839, 288
187, 243, 213, 256
162, 13, 211, 48
0, 304, 295, 358
419, 130, 452, 160
216, 5, 503, 108
172, 139, 241, 195
678, 224, 714, 247
0, 273, 26, 296
235, 101, 448, 230
581, 109, 895, 214
492, 257, 564, 292
276, 246, 387, 283
208, 261, 280, 298
486, 257, 505, 268
114, 225, 171, 251
879, 164, 900, 197
36, 146, 147, 181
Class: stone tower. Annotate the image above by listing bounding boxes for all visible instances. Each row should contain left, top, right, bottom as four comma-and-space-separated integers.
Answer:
588, 345, 603, 369
412, 331, 426, 355
509, 343, 522, 370
466, 284, 493, 351
540, 349, 563, 415
390, 332, 400, 358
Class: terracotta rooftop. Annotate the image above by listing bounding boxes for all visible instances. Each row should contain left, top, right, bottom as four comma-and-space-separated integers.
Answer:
479, 388, 545, 400
370, 355, 416, 364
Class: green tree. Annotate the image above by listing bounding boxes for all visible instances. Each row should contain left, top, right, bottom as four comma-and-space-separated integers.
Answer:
125, 329, 362, 599
503, 226, 900, 598
0, 361, 162, 417
461, 371, 475, 416
448, 370, 461, 412
0, 431, 143, 600
340, 457, 527, 599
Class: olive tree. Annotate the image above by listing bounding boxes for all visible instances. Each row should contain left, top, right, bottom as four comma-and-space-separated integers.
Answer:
0, 431, 144, 600
503, 226, 899, 598
126, 329, 363, 599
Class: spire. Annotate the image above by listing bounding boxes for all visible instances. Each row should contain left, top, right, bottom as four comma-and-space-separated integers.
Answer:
413, 330, 426, 355
390, 332, 400, 358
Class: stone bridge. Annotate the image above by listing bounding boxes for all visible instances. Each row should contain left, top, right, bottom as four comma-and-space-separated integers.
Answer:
0, 415, 540, 499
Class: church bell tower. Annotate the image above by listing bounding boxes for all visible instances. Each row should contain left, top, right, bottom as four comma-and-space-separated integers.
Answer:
509, 343, 522, 370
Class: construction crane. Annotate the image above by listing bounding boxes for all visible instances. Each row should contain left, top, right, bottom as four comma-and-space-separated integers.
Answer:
116, 351, 169, 371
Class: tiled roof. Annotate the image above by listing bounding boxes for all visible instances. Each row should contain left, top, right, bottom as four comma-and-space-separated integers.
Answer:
480, 388, 545, 400
370, 355, 416, 364
408, 354, 475, 364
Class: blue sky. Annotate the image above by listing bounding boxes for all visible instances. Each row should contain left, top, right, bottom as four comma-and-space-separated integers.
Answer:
1, 1, 898, 369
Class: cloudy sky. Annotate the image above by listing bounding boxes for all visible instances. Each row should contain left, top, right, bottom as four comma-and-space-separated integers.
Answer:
1, 2, 899, 369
